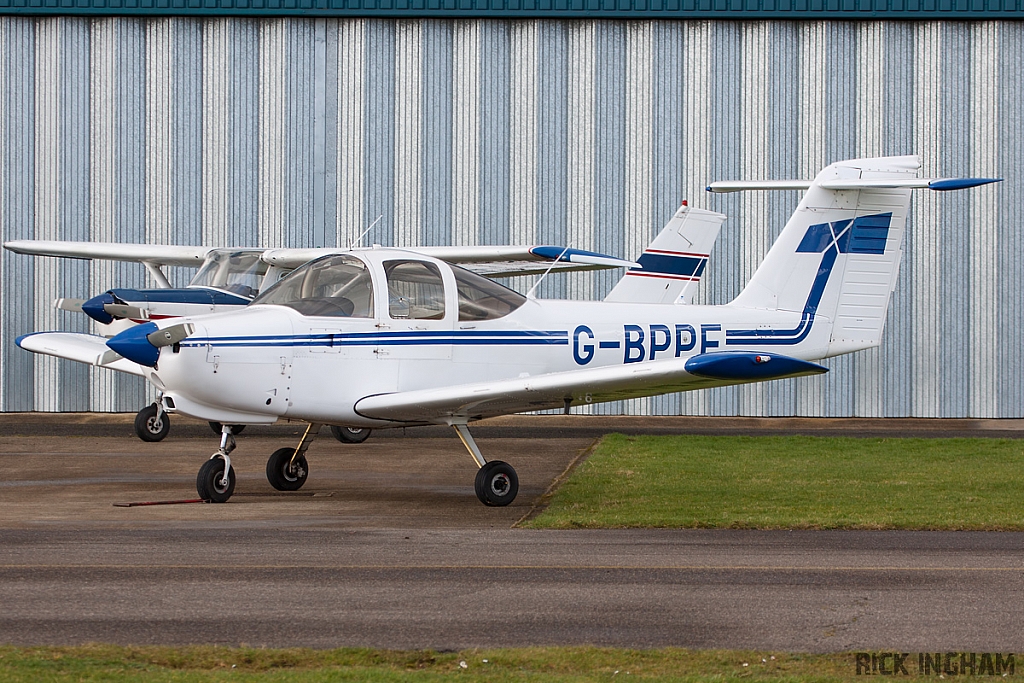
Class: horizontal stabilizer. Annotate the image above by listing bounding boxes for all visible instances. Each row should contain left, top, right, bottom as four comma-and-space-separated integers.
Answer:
16, 332, 145, 376
707, 177, 1001, 193
684, 352, 827, 381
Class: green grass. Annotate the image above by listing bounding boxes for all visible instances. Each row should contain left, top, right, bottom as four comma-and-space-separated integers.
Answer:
524, 434, 1024, 530
0, 645, 903, 682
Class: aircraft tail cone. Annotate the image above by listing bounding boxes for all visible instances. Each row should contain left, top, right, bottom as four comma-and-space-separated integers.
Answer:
82, 292, 116, 325
107, 321, 160, 367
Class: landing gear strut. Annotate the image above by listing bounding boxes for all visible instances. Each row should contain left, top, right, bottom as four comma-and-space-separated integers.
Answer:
266, 422, 321, 491
134, 402, 170, 442
196, 426, 237, 503
453, 423, 518, 507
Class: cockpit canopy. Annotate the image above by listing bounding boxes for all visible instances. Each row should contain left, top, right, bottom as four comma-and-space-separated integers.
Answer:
251, 252, 527, 321
252, 255, 375, 317
189, 250, 268, 299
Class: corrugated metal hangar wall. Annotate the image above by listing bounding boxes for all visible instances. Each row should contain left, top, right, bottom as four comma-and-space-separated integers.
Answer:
0, 16, 1021, 416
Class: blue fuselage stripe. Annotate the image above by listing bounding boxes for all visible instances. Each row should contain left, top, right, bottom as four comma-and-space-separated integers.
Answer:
179, 330, 570, 349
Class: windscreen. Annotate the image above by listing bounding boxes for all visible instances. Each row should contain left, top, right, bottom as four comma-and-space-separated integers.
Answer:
251, 255, 374, 318
189, 250, 267, 299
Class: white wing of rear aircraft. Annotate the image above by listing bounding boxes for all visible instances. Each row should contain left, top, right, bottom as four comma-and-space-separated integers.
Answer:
261, 245, 638, 276
3, 240, 638, 278
3, 240, 213, 266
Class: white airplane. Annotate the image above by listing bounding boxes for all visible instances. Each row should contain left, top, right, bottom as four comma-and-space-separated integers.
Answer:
7, 203, 722, 442
12, 156, 998, 507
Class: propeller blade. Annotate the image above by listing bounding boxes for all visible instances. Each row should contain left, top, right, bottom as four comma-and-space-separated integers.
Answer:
104, 303, 150, 320
54, 298, 86, 313
147, 323, 194, 348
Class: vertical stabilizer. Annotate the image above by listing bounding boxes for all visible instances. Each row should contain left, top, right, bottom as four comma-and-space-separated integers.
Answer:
728, 156, 921, 356
719, 155, 998, 357
605, 204, 726, 304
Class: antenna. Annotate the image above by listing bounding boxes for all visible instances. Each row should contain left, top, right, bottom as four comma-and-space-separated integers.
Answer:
348, 214, 384, 249
525, 244, 571, 300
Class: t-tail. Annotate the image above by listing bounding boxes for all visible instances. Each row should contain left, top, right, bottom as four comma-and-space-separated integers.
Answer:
605, 203, 726, 305
710, 155, 1000, 357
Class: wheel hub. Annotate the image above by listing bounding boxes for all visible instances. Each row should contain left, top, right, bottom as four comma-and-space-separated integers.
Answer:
490, 473, 510, 496
212, 471, 230, 494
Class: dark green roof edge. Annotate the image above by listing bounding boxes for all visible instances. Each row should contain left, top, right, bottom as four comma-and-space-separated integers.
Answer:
2, 1, 1022, 18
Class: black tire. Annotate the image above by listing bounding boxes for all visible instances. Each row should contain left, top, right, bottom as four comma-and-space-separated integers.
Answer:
266, 447, 309, 491
196, 458, 236, 503
208, 422, 246, 436
330, 425, 371, 444
474, 460, 519, 507
134, 404, 170, 442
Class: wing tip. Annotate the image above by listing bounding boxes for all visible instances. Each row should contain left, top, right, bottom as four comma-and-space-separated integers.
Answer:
928, 177, 1003, 191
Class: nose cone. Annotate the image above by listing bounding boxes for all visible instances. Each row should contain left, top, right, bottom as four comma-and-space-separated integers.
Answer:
107, 321, 160, 367
82, 292, 116, 324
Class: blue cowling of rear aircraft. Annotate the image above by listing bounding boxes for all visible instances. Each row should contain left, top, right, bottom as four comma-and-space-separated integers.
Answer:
107, 321, 160, 367
81, 292, 117, 324
82, 288, 251, 324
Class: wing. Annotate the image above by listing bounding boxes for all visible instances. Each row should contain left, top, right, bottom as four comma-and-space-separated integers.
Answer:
3, 240, 212, 267
5, 241, 637, 278
354, 352, 826, 424
261, 245, 638, 276
15, 332, 144, 376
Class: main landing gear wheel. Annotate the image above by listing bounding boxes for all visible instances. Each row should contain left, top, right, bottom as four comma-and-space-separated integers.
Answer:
135, 404, 170, 442
208, 422, 246, 436
330, 425, 371, 444
266, 447, 309, 491
474, 460, 519, 507
197, 457, 235, 503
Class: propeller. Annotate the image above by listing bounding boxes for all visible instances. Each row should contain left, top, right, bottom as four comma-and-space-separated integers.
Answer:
107, 322, 195, 367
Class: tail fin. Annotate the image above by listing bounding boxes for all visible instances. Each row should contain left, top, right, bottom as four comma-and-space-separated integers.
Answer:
721, 155, 999, 356
605, 204, 726, 304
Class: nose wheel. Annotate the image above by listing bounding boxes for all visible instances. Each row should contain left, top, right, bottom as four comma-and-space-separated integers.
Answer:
134, 403, 170, 442
197, 457, 235, 503
196, 426, 237, 503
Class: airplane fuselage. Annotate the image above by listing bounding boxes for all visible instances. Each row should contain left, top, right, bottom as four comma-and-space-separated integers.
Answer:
151, 269, 834, 428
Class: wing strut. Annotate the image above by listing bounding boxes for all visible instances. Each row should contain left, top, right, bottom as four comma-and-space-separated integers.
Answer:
452, 423, 487, 468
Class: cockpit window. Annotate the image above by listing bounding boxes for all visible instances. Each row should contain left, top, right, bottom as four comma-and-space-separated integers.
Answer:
452, 266, 527, 321
251, 255, 374, 318
189, 250, 268, 299
384, 261, 446, 320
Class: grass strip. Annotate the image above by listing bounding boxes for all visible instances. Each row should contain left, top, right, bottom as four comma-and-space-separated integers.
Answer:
0, 645, 915, 682
524, 434, 1024, 530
